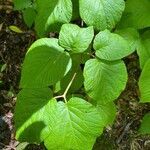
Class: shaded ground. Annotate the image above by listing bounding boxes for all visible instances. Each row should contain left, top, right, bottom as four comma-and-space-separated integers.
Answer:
0, 1, 35, 149
0, 2, 150, 150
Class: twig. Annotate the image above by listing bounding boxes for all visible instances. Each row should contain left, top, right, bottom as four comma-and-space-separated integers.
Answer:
54, 95, 64, 99
54, 73, 77, 103
81, 20, 84, 27
86, 52, 95, 58
63, 73, 76, 102
117, 121, 133, 144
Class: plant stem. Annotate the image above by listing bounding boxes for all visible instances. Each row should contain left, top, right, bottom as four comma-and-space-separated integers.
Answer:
63, 73, 76, 96
86, 52, 95, 58
54, 73, 77, 103
54, 95, 64, 99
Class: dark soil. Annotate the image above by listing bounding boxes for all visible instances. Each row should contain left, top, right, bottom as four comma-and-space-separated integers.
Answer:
0, 1, 35, 149
0, 1, 150, 150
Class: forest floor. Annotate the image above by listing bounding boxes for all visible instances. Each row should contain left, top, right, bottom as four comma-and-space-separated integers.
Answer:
0, 1, 150, 150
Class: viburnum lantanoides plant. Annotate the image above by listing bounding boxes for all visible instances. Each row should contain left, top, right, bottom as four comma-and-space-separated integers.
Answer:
13, 0, 150, 149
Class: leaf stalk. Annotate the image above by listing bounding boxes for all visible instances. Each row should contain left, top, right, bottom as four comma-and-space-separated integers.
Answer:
54, 73, 77, 103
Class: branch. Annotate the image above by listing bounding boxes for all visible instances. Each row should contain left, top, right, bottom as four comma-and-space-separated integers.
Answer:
54, 73, 77, 103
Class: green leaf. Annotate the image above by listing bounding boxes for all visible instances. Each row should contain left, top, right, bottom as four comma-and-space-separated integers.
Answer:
16, 142, 29, 150
139, 59, 150, 103
54, 54, 84, 93
45, 98, 104, 150
117, 0, 150, 29
137, 30, 150, 69
97, 102, 117, 126
9, 25, 23, 33
84, 59, 127, 104
23, 7, 36, 28
139, 113, 150, 134
13, 0, 32, 10
79, 0, 125, 31
115, 28, 140, 53
15, 91, 105, 150
20, 38, 72, 88
1, 64, 7, 72
137, 40, 150, 69
15, 88, 53, 142
68, 53, 90, 65
93, 30, 131, 61
35, 0, 72, 37
59, 24, 94, 53
55, 65, 84, 94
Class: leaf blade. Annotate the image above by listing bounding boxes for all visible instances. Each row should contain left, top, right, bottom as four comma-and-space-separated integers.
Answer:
93, 30, 131, 61
35, 0, 72, 37
79, 0, 125, 31
139, 59, 150, 103
59, 24, 94, 53
117, 0, 150, 29
139, 113, 150, 134
84, 59, 127, 104
20, 38, 72, 88
15, 93, 105, 150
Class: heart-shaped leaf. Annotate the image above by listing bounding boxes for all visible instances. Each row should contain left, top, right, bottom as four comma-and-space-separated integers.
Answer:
84, 59, 127, 104
15, 89, 105, 150
59, 24, 94, 53
93, 30, 131, 61
79, 0, 125, 31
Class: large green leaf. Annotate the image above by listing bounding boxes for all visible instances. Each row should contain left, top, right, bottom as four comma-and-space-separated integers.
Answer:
93, 30, 131, 61
79, 0, 125, 31
44, 98, 104, 150
139, 59, 150, 103
59, 24, 94, 53
139, 113, 150, 134
15, 90, 105, 150
137, 30, 150, 69
20, 38, 72, 88
115, 28, 140, 53
84, 59, 127, 104
117, 0, 150, 29
13, 0, 32, 10
35, 0, 72, 37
